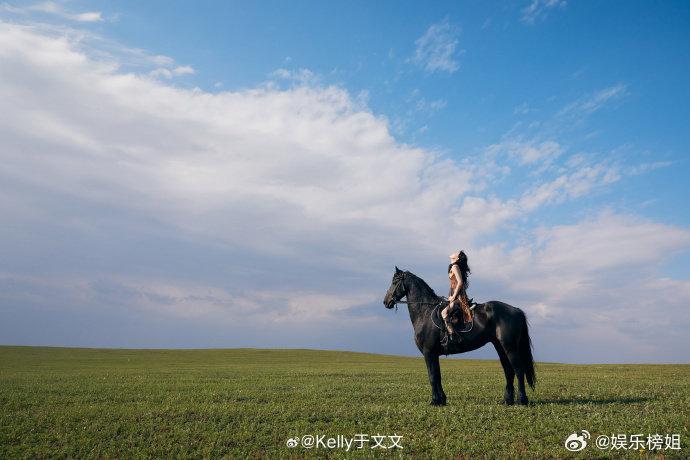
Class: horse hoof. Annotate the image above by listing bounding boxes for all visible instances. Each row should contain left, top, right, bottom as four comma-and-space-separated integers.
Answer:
430, 399, 446, 406
519, 397, 529, 406
501, 399, 514, 406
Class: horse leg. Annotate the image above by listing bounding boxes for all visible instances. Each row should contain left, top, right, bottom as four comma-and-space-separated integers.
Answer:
492, 341, 515, 405
424, 352, 446, 406
434, 354, 447, 405
505, 348, 528, 406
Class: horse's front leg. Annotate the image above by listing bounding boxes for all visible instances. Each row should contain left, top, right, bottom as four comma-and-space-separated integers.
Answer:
424, 352, 446, 406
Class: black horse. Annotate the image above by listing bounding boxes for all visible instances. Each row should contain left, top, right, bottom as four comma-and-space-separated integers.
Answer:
383, 267, 536, 406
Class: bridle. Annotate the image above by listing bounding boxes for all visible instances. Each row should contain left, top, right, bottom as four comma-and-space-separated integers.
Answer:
389, 271, 409, 311
391, 275, 446, 330
390, 271, 447, 311
389, 270, 474, 332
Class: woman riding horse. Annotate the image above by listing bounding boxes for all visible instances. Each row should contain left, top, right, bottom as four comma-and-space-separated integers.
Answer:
441, 250, 473, 343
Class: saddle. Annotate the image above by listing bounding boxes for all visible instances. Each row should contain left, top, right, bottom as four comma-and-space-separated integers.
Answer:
450, 297, 476, 324
438, 298, 477, 351
434, 297, 477, 331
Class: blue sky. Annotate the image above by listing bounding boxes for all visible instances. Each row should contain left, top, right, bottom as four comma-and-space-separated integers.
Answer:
1, 1, 689, 363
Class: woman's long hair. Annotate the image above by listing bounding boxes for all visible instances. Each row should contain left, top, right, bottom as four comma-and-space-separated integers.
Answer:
448, 250, 471, 289
449, 250, 472, 317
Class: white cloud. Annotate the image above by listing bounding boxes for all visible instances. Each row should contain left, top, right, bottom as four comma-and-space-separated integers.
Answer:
453, 159, 622, 239
270, 67, 318, 85
513, 102, 532, 115
521, 0, 567, 25
519, 162, 621, 209
173, 65, 195, 75
148, 67, 173, 79
486, 138, 563, 166
148, 65, 195, 79
0, 20, 473, 267
1, 1, 103, 22
625, 161, 672, 175
283, 292, 379, 321
71, 11, 102, 22
151, 54, 174, 66
453, 196, 521, 239
531, 212, 690, 273
1, 20, 688, 362
411, 18, 462, 74
471, 211, 690, 362
557, 83, 627, 119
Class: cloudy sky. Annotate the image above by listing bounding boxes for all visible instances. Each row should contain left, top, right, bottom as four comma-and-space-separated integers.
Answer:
1, 1, 689, 363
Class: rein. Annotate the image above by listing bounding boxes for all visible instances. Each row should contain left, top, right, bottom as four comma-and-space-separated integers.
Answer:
390, 273, 444, 330
388, 271, 477, 333
392, 299, 446, 312
393, 299, 447, 330
393, 299, 444, 305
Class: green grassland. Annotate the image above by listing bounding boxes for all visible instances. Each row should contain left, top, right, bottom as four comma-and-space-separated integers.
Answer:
0, 346, 688, 459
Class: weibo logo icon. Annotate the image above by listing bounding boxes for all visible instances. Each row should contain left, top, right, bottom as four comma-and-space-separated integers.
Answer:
564, 430, 590, 452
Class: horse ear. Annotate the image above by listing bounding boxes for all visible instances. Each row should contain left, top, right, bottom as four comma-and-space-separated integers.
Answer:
395, 266, 400, 273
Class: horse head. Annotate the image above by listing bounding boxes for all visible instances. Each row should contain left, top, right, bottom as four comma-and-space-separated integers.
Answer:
383, 266, 406, 309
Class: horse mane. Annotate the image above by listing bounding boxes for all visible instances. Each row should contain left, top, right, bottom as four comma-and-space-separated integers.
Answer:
404, 270, 440, 300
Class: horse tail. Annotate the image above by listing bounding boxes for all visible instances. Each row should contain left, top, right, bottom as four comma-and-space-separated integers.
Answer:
518, 310, 536, 390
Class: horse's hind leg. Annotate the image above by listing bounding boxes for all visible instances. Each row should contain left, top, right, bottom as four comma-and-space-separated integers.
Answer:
492, 341, 515, 405
504, 347, 528, 406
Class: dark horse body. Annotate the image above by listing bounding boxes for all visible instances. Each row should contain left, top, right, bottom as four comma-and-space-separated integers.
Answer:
383, 267, 536, 406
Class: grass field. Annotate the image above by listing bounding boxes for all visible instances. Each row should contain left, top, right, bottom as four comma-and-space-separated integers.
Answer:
0, 346, 688, 458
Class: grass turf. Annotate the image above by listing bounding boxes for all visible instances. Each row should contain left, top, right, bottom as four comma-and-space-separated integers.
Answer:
0, 346, 688, 458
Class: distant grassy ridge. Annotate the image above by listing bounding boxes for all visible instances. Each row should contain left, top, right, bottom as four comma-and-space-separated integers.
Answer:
1, 346, 688, 458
